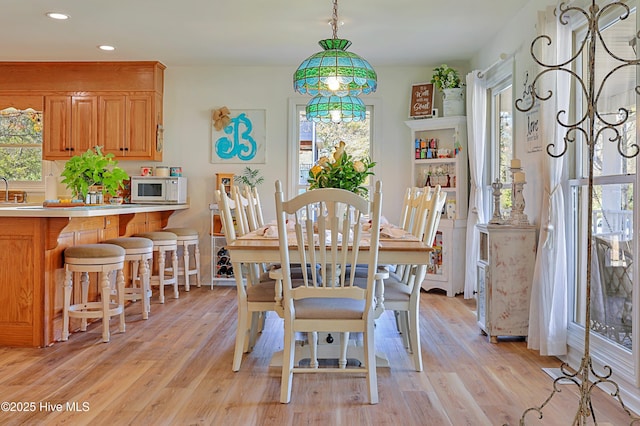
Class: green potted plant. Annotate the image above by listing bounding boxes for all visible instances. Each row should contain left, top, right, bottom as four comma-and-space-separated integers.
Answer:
235, 167, 264, 189
431, 64, 465, 117
60, 146, 129, 201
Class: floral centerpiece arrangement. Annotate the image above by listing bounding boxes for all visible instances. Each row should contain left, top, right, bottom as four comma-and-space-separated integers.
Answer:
307, 141, 375, 197
430, 64, 462, 90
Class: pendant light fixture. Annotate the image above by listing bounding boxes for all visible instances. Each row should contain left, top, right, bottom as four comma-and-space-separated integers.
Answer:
293, 0, 377, 98
305, 94, 366, 123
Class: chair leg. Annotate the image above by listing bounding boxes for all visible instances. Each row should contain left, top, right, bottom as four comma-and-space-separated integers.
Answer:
80, 272, 89, 331
339, 332, 349, 368
62, 268, 72, 341
99, 272, 111, 343
194, 242, 201, 287
364, 320, 378, 404
409, 307, 423, 372
309, 332, 318, 368
116, 270, 126, 333
248, 311, 261, 350
183, 244, 191, 292
280, 318, 295, 404
171, 248, 179, 299
399, 311, 410, 350
140, 258, 150, 319
233, 304, 249, 372
158, 249, 166, 304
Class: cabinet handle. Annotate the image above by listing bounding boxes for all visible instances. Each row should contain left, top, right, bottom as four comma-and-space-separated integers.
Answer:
69, 147, 74, 151
120, 147, 124, 151
124, 147, 129, 151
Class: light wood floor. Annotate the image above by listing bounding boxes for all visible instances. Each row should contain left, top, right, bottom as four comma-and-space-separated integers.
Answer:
0, 286, 636, 425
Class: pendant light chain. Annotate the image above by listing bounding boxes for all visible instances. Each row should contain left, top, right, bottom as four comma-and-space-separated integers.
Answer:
331, 0, 339, 39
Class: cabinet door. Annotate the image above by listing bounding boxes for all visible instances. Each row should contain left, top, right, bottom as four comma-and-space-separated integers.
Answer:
126, 95, 154, 158
71, 96, 98, 154
477, 262, 488, 331
98, 95, 126, 156
43, 96, 72, 159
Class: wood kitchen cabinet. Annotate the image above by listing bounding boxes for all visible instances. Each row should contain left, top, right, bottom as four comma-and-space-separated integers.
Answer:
99, 93, 160, 160
0, 61, 165, 161
43, 95, 98, 158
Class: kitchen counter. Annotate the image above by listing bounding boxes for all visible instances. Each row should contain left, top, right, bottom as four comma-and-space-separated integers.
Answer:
0, 203, 188, 347
0, 203, 188, 217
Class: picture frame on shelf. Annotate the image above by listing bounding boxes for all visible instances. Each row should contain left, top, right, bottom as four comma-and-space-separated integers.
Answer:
409, 82, 435, 119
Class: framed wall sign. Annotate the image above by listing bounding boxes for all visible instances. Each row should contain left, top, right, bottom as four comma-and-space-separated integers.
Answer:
211, 109, 266, 164
409, 83, 434, 119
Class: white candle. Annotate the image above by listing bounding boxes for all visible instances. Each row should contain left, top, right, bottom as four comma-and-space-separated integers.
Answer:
510, 158, 521, 169
514, 172, 525, 183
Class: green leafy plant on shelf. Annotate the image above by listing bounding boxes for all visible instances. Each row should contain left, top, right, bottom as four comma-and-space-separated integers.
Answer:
60, 146, 129, 200
430, 64, 462, 90
235, 167, 264, 189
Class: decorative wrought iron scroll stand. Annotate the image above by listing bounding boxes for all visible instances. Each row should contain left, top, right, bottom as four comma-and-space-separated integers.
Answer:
515, 1, 639, 424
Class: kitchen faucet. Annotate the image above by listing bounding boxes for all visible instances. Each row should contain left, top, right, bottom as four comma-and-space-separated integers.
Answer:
0, 177, 7, 202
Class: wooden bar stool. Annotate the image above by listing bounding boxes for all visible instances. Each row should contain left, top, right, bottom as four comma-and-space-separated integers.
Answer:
163, 227, 201, 290
103, 237, 154, 319
62, 243, 126, 343
134, 231, 179, 304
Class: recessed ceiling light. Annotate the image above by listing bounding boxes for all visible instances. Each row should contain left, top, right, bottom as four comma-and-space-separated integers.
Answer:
98, 45, 116, 51
46, 12, 69, 20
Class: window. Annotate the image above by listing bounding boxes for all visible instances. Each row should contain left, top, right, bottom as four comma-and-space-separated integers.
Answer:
491, 81, 514, 213
0, 107, 43, 181
569, 8, 636, 355
290, 101, 374, 197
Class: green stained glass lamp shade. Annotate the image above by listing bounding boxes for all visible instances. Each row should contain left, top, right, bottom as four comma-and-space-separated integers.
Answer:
294, 39, 377, 97
305, 94, 366, 123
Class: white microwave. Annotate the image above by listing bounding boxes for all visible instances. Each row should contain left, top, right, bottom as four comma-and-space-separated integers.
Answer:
130, 176, 188, 204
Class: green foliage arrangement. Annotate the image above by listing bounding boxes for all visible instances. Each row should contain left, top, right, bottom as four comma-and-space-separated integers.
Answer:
307, 141, 375, 197
60, 146, 129, 200
235, 167, 264, 189
431, 64, 462, 91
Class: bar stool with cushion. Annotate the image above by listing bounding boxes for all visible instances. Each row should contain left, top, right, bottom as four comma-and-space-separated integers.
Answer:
134, 231, 179, 304
62, 243, 126, 343
163, 227, 201, 290
102, 237, 154, 319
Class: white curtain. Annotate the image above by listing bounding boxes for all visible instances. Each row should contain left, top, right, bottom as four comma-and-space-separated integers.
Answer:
527, 6, 569, 355
463, 72, 487, 299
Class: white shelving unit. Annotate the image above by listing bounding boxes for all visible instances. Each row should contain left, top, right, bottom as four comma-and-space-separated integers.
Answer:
405, 116, 468, 297
476, 224, 537, 342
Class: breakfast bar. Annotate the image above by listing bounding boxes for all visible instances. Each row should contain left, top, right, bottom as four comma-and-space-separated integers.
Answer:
0, 203, 188, 348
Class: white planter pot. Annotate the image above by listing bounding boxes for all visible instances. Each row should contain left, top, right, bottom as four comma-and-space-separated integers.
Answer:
443, 88, 465, 117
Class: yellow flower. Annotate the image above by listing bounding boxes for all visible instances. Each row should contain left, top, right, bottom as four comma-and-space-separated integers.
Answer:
333, 141, 346, 162
318, 156, 330, 166
353, 160, 365, 173
310, 165, 323, 176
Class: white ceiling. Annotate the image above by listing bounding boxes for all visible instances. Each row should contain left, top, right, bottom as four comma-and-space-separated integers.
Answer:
1, 0, 530, 68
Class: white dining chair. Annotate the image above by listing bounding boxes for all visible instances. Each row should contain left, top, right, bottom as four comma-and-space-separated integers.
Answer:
382, 185, 446, 372
275, 179, 383, 405
243, 185, 265, 230
215, 189, 283, 372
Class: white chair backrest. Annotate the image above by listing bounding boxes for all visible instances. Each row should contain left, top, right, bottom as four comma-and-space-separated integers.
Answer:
422, 185, 447, 247
243, 185, 265, 230
275, 180, 383, 304
231, 185, 251, 236
214, 189, 240, 242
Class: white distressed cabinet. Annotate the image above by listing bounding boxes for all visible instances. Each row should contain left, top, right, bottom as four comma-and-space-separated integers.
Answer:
476, 224, 537, 342
405, 116, 468, 297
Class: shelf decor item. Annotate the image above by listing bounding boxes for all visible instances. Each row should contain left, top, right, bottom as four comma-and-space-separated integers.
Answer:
431, 64, 465, 117
60, 145, 129, 201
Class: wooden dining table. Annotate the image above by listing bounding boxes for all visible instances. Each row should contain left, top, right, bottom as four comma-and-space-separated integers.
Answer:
225, 226, 433, 367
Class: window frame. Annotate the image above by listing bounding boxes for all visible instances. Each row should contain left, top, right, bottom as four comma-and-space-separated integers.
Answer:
287, 97, 382, 200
